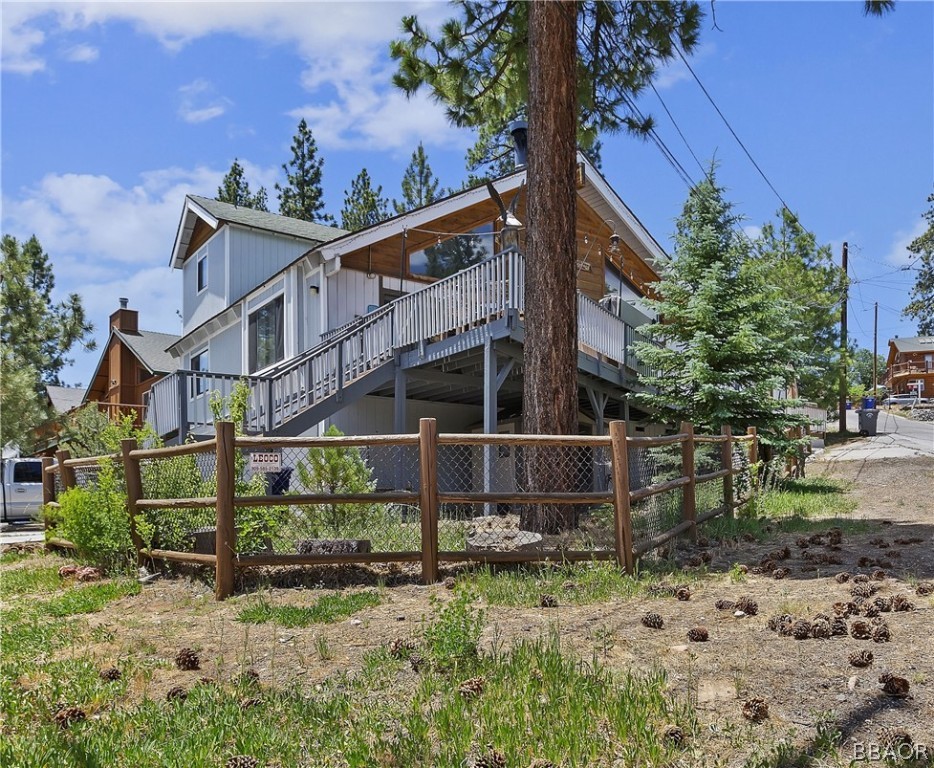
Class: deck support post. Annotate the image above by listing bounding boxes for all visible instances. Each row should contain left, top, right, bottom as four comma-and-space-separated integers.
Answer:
585, 386, 610, 491
483, 337, 497, 515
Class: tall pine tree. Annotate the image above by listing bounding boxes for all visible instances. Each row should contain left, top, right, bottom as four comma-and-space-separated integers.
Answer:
217, 159, 269, 211
394, 143, 442, 214
340, 169, 389, 232
903, 193, 934, 335
634, 170, 806, 444
276, 119, 334, 224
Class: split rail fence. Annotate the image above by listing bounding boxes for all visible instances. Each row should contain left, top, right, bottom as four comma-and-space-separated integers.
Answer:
44, 419, 757, 600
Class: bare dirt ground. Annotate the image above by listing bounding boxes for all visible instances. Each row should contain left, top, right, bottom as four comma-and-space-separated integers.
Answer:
15, 454, 933, 765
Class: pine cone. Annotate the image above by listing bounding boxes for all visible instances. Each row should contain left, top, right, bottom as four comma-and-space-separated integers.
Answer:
166, 686, 188, 702
734, 596, 758, 616
715, 599, 734, 611
472, 746, 507, 768
99, 666, 121, 681
54, 706, 86, 728
240, 697, 262, 710
791, 619, 812, 640
796, 536, 810, 548
409, 653, 425, 673
834, 572, 851, 584
175, 647, 201, 671
687, 626, 708, 642
850, 620, 872, 640
870, 569, 887, 581
226, 757, 259, 768
810, 619, 831, 639
58, 565, 79, 578
850, 582, 878, 598
735, 564, 749, 574
388, 638, 417, 659
915, 582, 933, 596
661, 724, 685, 746
830, 617, 849, 637
873, 596, 893, 613
742, 533, 756, 543
808, 533, 825, 545
675, 587, 692, 602
742, 697, 769, 723
879, 674, 910, 698
827, 528, 842, 545
641, 612, 664, 629
700, 551, 712, 564
458, 676, 486, 698
76, 566, 102, 582
442, 576, 457, 590
892, 594, 915, 612
772, 567, 790, 580
528, 760, 558, 768
758, 558, 777, 573
860, 602, 880, 618
778, 617, 796, 637
872, 624, 891, 643
686, 554, 703, 568
539, 594, 558, 608
879, 727, 914, 749
832, 601, 857, 617
857, 556, 875, 568
768, 547, 790, 562
852, 573, 870, 583
848, 649, 874, 667
767, 614, 792, 632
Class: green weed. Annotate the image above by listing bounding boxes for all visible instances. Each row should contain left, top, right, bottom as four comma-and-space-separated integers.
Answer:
0, 566, 62, 598
237, 590, 381, 627
43, 580, 141, 617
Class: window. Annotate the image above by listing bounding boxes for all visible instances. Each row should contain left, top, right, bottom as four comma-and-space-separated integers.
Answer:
12, 462, 42, 484
191, 348, 208, 396
408, 222, 494, 278
196, 251, 208, 293
248, 295, 284, 373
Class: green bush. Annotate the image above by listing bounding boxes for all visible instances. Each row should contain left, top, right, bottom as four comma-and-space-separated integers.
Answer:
51, 460, 134, 571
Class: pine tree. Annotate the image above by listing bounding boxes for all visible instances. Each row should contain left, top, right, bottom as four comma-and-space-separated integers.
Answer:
340, 169, 389, 232
394, 143, 442, 214
276, 119, 334, 225
633, 170, 806, 445
753, 208, 842, 408
903, 193, 934, 335
217, 159, 269, 211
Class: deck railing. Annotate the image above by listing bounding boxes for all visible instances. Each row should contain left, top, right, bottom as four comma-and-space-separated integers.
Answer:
147, 250, 652, 439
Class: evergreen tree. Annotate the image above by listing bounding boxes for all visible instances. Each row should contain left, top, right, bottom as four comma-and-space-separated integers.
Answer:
903, 193, 934, 335
276, 119, 334, 225
394, 143, 442, 214
340, 169, 390, 232
633, 170, 806, 445
753, 208, 842, 408
423, 236, 487, 279
0, 350, 45, 450
217, 159, 269, 211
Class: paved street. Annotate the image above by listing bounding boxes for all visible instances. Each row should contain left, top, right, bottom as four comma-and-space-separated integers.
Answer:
825, 408, 934, 462
0, 521, 44, 547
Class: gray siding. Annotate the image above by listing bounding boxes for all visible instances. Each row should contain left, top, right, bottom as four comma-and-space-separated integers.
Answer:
209, 322, 242, 374
228, 227, 311, 304
326, 271, 423, 331
183, 232, 226, 333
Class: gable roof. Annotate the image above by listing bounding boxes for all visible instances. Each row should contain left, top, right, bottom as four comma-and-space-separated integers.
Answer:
171, 195, 347, 269
46, 385, 88, 414
82, 328, 182, 405
889, 336, 934, 354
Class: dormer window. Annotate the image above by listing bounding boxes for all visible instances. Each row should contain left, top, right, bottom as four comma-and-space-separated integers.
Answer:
196, 250, 208, 293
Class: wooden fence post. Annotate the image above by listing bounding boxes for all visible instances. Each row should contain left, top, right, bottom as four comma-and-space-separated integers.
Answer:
746, 426, 758, 466
121, 438, 145, 562
418, 418, 440, 584
56, 450, 76, 490
41, 456, 54, 531
721, 425, 734, 518
609, 420, 635, 575
680, 422, 697, 540
215, 421, 236, 601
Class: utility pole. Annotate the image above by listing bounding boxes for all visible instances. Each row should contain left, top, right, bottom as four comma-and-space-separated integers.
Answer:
838, 242, 849, 433
873, 301, 878, 396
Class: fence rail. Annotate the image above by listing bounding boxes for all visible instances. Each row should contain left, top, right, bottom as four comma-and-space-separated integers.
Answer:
44, 419, 758, 600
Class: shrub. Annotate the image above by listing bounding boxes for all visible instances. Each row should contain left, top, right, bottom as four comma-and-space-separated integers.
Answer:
51, 460, 134, 571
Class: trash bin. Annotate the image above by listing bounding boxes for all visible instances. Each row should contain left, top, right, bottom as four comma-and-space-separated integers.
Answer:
858, 408, 878, 437
862, 396, 876, 410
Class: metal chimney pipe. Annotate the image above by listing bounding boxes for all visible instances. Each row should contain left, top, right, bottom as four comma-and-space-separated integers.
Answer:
509, 120, 528, 169
119, 297, 129, 309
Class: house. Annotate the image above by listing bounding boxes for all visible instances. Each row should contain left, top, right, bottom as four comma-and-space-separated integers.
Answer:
31, 385, 88, 455
146, 151, 665, 456
884, 336, 934, 399
83, 300, 181, 425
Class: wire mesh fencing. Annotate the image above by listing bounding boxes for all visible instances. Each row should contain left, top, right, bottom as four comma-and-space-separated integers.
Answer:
627, 440, 685, 549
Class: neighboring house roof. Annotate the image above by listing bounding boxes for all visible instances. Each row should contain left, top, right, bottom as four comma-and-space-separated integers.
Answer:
171, 195, 347, 268
83, 329, 182, 405
889, 336, 934, 354
46, 385, 88, 414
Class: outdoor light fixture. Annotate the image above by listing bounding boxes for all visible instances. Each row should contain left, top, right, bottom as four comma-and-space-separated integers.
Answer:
606, 219, 621, 254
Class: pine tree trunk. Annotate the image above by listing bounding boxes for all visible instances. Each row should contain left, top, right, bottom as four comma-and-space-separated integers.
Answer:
521, 1, 579, 535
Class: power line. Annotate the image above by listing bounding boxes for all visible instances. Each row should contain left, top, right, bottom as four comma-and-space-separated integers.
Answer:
673, 43, 793, 215
649, 81, 706, 177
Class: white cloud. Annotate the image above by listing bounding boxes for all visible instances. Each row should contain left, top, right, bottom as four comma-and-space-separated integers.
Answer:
177, 78, 231, 124
884, 216, 927, 266
653, 42, 716, 90
63, 43, 98, 63
743, 224, 762, 241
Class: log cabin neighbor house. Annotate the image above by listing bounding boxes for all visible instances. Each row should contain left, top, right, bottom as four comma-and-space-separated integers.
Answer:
884, 335, 934, 399
145, 152, 665, 450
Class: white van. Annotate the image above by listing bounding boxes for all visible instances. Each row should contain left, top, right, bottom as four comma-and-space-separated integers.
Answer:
1, 458, 44, 523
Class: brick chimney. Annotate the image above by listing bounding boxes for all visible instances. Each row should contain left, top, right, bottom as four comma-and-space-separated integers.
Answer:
110, 298, 139, 334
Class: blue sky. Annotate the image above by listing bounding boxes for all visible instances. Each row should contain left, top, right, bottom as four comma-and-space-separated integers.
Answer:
2, 1, 932, 389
